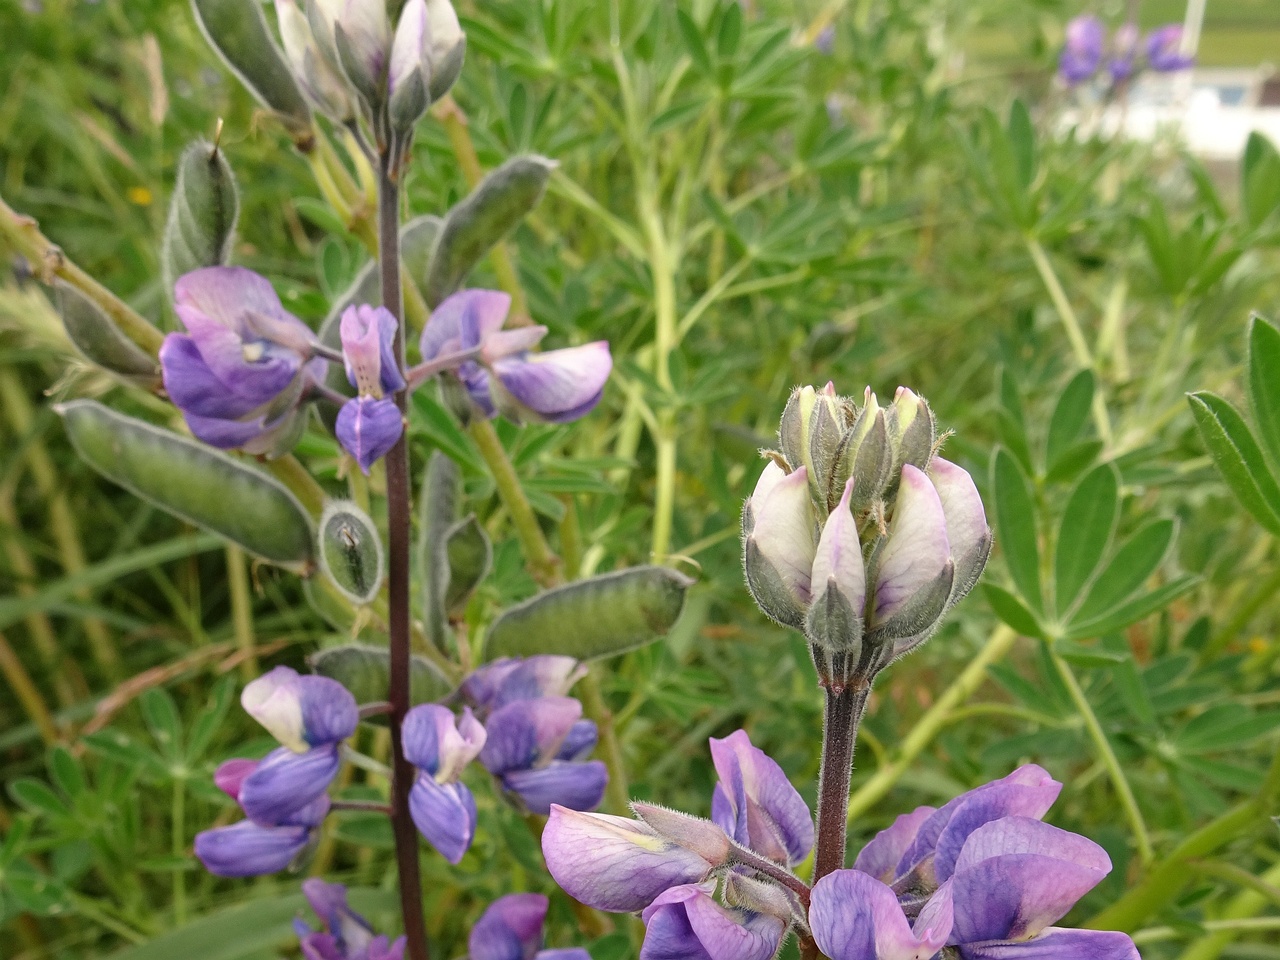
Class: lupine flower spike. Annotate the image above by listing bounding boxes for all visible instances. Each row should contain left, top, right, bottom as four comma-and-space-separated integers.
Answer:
295, 879, 407, 960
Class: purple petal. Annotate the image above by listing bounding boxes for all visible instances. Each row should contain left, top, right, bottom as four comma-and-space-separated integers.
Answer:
180, 410, 273, 450
461, 656, 586, 712
468, 893, 548, 960
640, 884, 784, 960
174, 266, 288, 332
538, 952, 592, 960
301, 878, 377, 956
542, 806, 713, 913
959, 927, 1139, 960
490, 342, 612, 424
1146, 25, 1193, 72
927, 458, 990, 586
214, 758, 259, 801
408, 775, 477, 864
194, 820, 313, 877
402, 704, 486, 781
341, 304, 405, 397
239, 745, 341, 825
369, 937, 407, 960
948, 818, 1110, 944
420, 290, 512, 361
853, 805, 936, 882
811, 477, 866, 617
160, 334, 262, 419
242, 667, 358, 751
299, 932, 344, 960
708, 730, 813, 866
873, 465, 950, 624
337, 396, 404, 475
336, 0, 391, 89
504, 760, 608, 814
557, 719, 598, 761
810, 869, 952, 960
481, 697, 583, 775
1059, 15, 1104, 85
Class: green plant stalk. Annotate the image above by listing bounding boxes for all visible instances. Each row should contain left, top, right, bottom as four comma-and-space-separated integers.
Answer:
0, 627, 58, 744
1087, 750, 1280, 932
1049, 647, 1154, 865
468, 418, 561, 586
171, 777, 186, 926
0, 193, 164, 355
641, 189, 679, 563
265, 454, 328, 518
1130, 917, 1280, 947
1192, 859, 1280, 910
1025, 237, 1112, 445
579, 668, 631, 815
847, 625, 1017, 823
225, 544, 258, 682
0, 369, 120, 680
1176, 860, 1280, 958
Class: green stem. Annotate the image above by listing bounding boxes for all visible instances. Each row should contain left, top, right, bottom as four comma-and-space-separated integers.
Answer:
1050, 648, 1154, 865
1130, 917, 1280, 947
1175, 861, 1280, 959
846, 625, 1017, 823
641, 189, 680, 562
652, 413, 677, 563
1025, 236, 1112, 445
266, 454, 328, 518
171, 777, 186, 926
224, 544, 257, 683
578, 669, 630, 815
468, 418, 561, 586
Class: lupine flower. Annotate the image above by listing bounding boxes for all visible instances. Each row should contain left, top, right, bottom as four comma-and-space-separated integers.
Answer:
194, 795, 329, 877
402, 704, 486, 863
419, 289, 612, 425
336, 304, 405, 474
709, 729, 813, 867
332, 0, 391, 99
1146, 25, 1194, 73
1107, 22, 1140, 82
641, 883, 785, 960
542, 807, 720, 912
462, 655, 586, 711
1059, 15, 1105, 85
814, 25, 835, 55
424, 0, 466, 100
742, 462, 816, 630
295, 878, 407, 960
159, 267, 327, 454
480, 696, 607, 814
809, 869, 953, 960
468, 893, 591, 960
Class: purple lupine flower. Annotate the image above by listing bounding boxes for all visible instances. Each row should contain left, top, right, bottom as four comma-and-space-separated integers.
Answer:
814, 25, 835, 55
709, 729, 813, 867
295, 878, 407, 960
1059, 15, 1105, 85
461, 655, 586, 712
468, 893, 591, 960
418, 289, 612, 424
809, 868, 953, 960
542, 806, 719, 912
1107, 22, 1140, 82
1146, 24, 1194, 73
641, 883, 785, 960
336, 304, 405, 474
194, 795, 330, 877
160, 267, 327, 454
480, 696, 607, 814
402, 704, 486, 863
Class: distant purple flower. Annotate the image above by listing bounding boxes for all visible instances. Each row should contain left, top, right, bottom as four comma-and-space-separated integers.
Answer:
295, 879, 407, 960
160, 267, 327, 454
641, 883, 784, 960
194, 795, 329, 877
418, 289, 612, 424
1107, 22, 1140, 82
1059, 15, 1104, 85
709, 730, 813, 867
468, 893, 591, 960
461, 655, 586, 712
1146, 24, 1194, 72
402, 704, 486, 863
480, 696, 607, 814
814, 25, 835, 55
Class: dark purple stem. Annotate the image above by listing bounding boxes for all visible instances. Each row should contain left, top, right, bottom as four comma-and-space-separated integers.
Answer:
379, 153, 431, 960
811, 676, 871, 884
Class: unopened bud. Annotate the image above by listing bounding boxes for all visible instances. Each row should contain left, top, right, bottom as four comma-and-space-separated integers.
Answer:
631, 803, 732, 866
778, 385, 816, 472
723, 873, 796, 922
277, 0, 355, 121
805, 478, 865, 659
334, 0, 391, 102
161, 139, 240, 296
425, 0, 466, 100
743, 463, 816, 630
928, 457, 992, 609
886, 386, 936, 480
832, 389, 891, 512
388, 0, 430, 131
806, 382, 845, 506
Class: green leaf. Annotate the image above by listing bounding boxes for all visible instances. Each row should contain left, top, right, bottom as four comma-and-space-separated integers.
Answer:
424, 156, 556, 306
983, 584, 1045, 638
1053, 462, 1119, 617
309, 645, 453, 707
1073, 519, 1176, 624
46, 749, 85, 800
1052, 638, 1127, 668
105, 889, 396, 960
1247, 316, 1280, 473
717, 1, 742, 58
485, 566, 694, 660
139, 689, 184, 760
318, 501, 384, 605
1045, 369, 1094, 470
8, 779, 68, 818
1187, 391, 1280, 535
56, 283, 158, 384
676, 9, 713, 73
1176, 704, 1280, 753
1008, 99, 1036, 192
57, 401, 315, 566
990, 447, 1043, 613
1242, 132, 1280, 230
996, 368, 1034, 473
1064, 574, 1198, 640
1043, 439, 1102, 485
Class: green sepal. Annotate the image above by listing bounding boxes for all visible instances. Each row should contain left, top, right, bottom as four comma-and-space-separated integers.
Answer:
56, 283, 160, 384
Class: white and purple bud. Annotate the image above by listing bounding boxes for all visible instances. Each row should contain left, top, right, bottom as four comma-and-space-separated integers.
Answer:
541, 806, 717, 913
806, 477, 866, 658
296, 878, 407, 960
640, 883, 785, 960
777, 385, 817, 475
388, 0, 430, 131
927, 457, 992, 609
805, 382, 848, 505
709, 729, 814, 868
333, 0, 392, 101
631, 803, 733, 867
277, 0, 355, 121
832, 387, 891, 512
742, 462, 817, 631
424, 0, 465, 101
488, 342, 613, 425
402, 704, 486, 864
241, 666, 358, 752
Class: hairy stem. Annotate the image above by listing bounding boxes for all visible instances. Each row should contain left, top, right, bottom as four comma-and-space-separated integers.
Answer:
813, 678, 871, 884
379, 158, 431, 960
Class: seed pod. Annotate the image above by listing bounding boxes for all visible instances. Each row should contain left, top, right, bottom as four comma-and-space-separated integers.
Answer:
309, 644, 453, 707
162, 139, 240, 297
56, 283, 160, 384
57, 400, 314, 567
318, 501, 384, 605
191, 0, 313, 142
484, 566, 693, 661
424, 156, 556, 306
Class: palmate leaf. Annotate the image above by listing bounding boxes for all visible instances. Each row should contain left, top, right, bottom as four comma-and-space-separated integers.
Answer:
1071, 519, 1177, 624
1187, 390, 1280, 535
990, 447, 1043, 614
1053, 462, 1119, 617
1044, 369, 1094, 471
1064, 575, 1198, 641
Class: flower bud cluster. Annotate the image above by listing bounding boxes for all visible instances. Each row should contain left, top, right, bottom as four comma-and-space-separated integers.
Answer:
743, 383, 991, 687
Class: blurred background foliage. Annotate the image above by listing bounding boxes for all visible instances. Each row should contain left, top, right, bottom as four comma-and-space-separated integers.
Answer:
2, 0, 1280, 958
